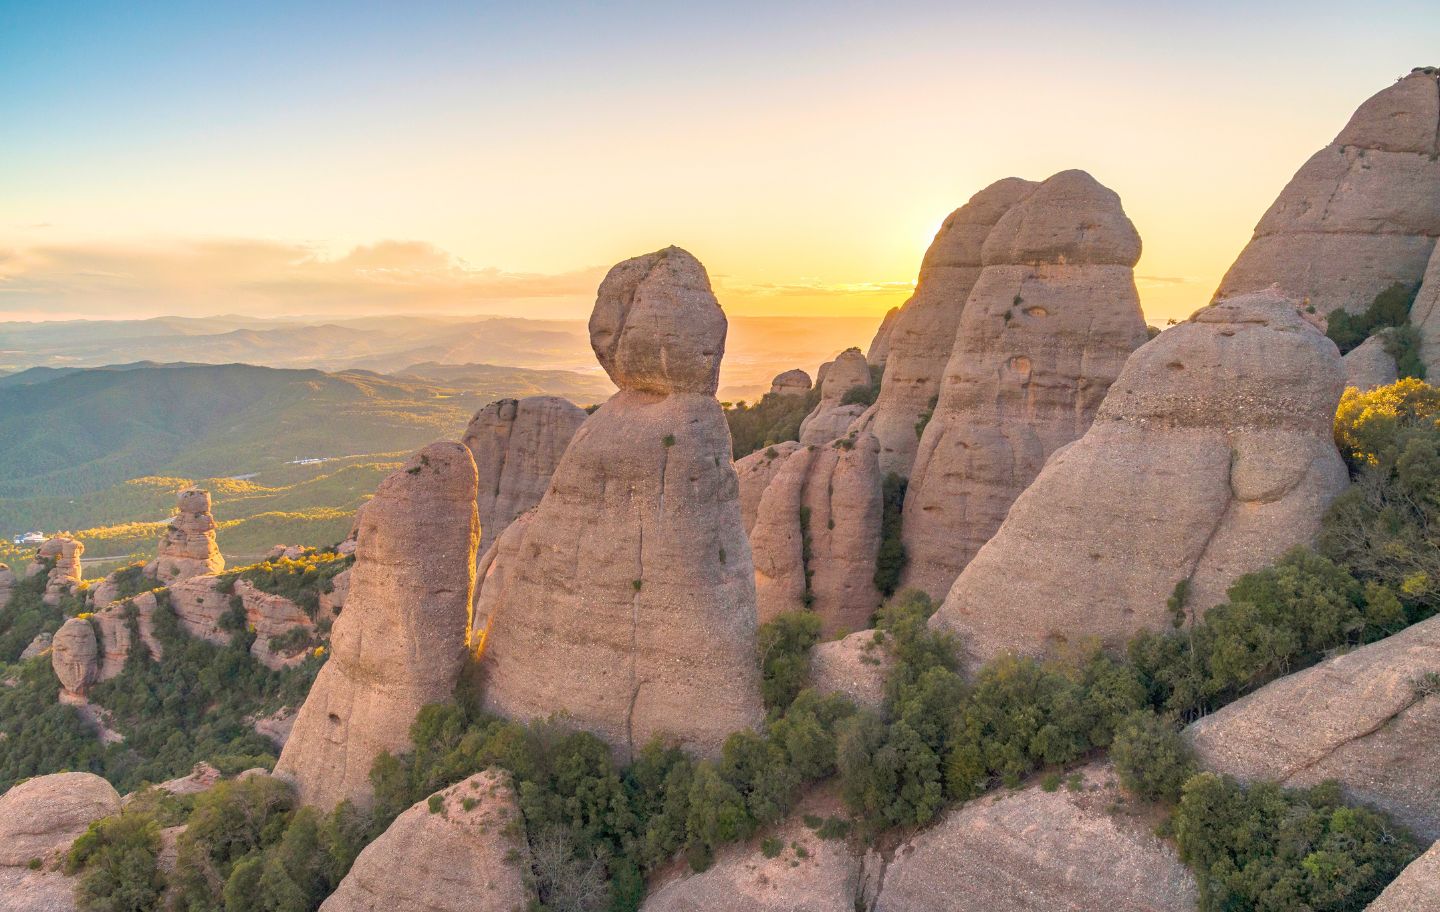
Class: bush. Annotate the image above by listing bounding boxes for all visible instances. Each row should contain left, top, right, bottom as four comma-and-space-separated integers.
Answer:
724, 389, 820, 459
757, 612, 822, 713
67, 810, 165, 912
1326, 282, 1421, 360
1110, 711, 1194, 802
873, 473, 907, 597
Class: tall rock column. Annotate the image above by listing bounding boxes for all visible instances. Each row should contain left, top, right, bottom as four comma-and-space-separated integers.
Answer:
1215, 68, 1440, 316
145, 487, 224, 585
932, 291, 1348, 666
462, 395, 587, 555
472, 246, 764, 760
850, 178, 1038, 477
27, 535, 84, 607
901, 170, 1150, 599
274, 442, 479, 809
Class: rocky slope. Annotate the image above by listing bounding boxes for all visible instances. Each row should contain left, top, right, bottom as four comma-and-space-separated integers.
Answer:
932, 291, 1348, 664
473, 246, 764, 760
902, 169, 1150, 600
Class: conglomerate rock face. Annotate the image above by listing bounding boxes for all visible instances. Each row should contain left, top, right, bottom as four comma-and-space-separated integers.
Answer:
798, 348, 871, 446
274, 442, 479, 809
0, 772, 121, 867
473, 247, 764, 760
145, 488, 224, 585
1343, 331, 1400, 390
735, 441, 804, 533
1215, 69, 1440, 316
1410, 238, 1440, 377
462, 395, 587, 555
1187, 613, 1440, 842
932, 291, 1349, 666
27, 536, 83, 607
901, 169, 1149, 601
50, 617, 98, 702
849, 178, 1038, 477
1367, 841, 1440, 911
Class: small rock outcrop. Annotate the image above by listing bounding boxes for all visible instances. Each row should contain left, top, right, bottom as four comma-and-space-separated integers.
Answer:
850, 178, 1038, 477
144, 488, 224, 584
798, 348, 871, 446
1410, 240, 1440, 377
0, 772, 121, 867
932, 291, 1349, 665
473, 247, 763, 760
1368, 840, 1440, 911
0, 564, 14, 609
166, 576, 316, 669
27, 536, 83, 607
902, 170, 1150, 600
19, 632, 51, 661
50, 617, 98, 702
1215, 69, 1440, 316
865, 305, 900, 369
1186, 613, 1440, 842
462, 395, 587, 555
808, 629, 892, 711
91, 592, 165, 680
1344, 332, 1401, 390
874, 764, 1196, 912
319, 770, 530, 912
768, 369, 812, 397
274, 442, 479, 809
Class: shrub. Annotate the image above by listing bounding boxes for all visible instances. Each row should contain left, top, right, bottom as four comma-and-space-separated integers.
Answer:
1326, 282, 1420, 356
873, 473, 907, 597
1110, 710, 1194, 802
757, 612, 822, 713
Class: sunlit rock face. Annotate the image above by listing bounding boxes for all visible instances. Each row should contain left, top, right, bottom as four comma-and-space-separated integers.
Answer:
798, 347, 870, 446
473, 247, 764, 761
145, 487, 224, 585
768, 368, 812, 397
28, 535, 83, 607
1216, 69, 1440, 317
931, 291, 1348, 666
274, 442, 478, 809
901, 169, 1149, 601
462, 395, 586, 555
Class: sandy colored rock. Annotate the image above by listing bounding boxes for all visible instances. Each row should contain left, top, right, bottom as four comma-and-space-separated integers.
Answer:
463, 395, 587, 555
0, 868, 78, 912
1187, 614, 1440, 842
0, 564, 14, 610
275, 442, 479, 809
902, 170, 1149, 600
1216, 70, 1440, 317
252, 707, 297, 748
28, 536, 83, 607
0, 772, 121, 867
319, 769, 530, 912
850, 179, 1037, 477
50, 617, 97, 700
91, 591, 165, 681
1344, 331, 1401, 390
799, 348, 871, 445
874, 764, 1196, 912
768, 368, 812, 397
808, 629, 893, 710
317, 567, 350, 618
164, 576, 316, 669
152, 762, 222, 798
1368, 840, 1440, 911
474, 248, 763, 760
933, 291, 1349, 665
735, 441, 803, 533
1411, 240, 1440, 377
145, 488, 224, 584
19, 632, 51, 661
866, 306, 900, 369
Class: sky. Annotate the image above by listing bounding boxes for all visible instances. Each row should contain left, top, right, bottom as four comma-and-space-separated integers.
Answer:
2, 1, 1438, 327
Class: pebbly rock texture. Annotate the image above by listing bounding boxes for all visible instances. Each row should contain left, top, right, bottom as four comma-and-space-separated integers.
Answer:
28, 536, 83, 607
768, 368, 812, 397
735, 441, 804, 533
317, 567, 351, 618
1411, 239, 1440, 377
874, 763, 1196, 912
1187, 613, 1440, 842
850, 178, 1038, 477
19, 632, 51, 661
932, 291, 1349, 665
165, 576, 316, 669
1215, 69, 1440, 317
747, 434, 884, 637
808, 629, 893, 711
145, 488, 225, 585
462, 395, 587, 555
0, 564, 14, 610
798, 348, 871, 446
902, 170, 1149, 601
319, 769, 530, 912
274, 442, 479, 809
50, 617, 98, 702
0, 868, 78, 912
866, 306, 900, 369
473, 247, 763, 760
252, 707, 298, 749
1368, 840, 1440, 911
1345, 331, 1401, 390
0, 772, 121, 867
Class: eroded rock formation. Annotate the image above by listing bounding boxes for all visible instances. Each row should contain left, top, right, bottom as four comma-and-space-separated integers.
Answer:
865, 305, 899, 369
735, 441, 803, 532
932, 291, 1349, 665
0, 564, 14, 610
274, 442, 479, 808
28, 536, 83, 607
768, 369, 812, 397
798, 348, 870, 446
462, 395, 587, 555
1368, 840, 1440, 911
902, 170, 1149, 600
1344, 332, 1400, 390
1411, 239, 1440, 376
145, 488, 224, 584
91, 592, 165, 680
50, 617, 98, 703
473, 247, 763, 760
1186, 613, 1440, 841
167, 576, 316, 669
1215, 69, 1440, 316
0, 772, 120, 867
808, 629, 892, 711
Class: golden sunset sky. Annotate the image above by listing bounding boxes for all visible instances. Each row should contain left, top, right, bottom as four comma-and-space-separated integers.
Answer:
3, 2, 1438, 327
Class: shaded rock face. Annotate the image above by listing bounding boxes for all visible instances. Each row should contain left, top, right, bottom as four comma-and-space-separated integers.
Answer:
91, 592, 165, 681
768, 368, 813, 397
747, 435, 884, 637
165, 576, 315, 670
1187, 614, 1440, 842
0, 564, 14, 609
865, 306, 900, 369
275, 442, 479, 809
932, 292, 1349, 665
902, 170, 1149, 600
1216, 70, 1440, 317
1367, 840, 1440, 911
1411, 240, 1440, 377
319, 769, 530, 912
474, 248, 763, 760
735, 441, 804, 533
874, 763, 1196, 912
28, 536, 83, 607
0, 867, 78, 912
799, 348, 871, 446
462, 395, 587, 555
808, 629, 892, 711
851, 178, 1038, 477
50, 617, 98, 701
145, 488, 224, 585
1345, 332, 1401, 390
20, 632, 52, 661
0, 772, 121, 867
